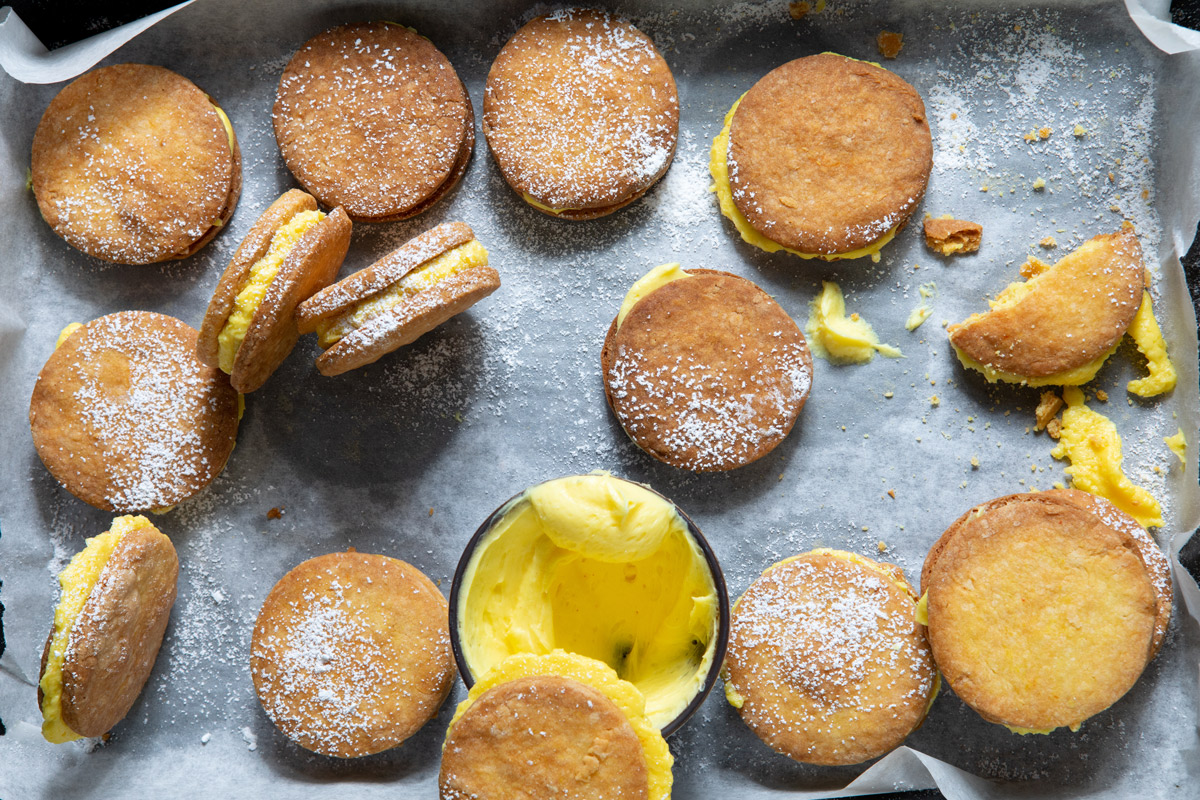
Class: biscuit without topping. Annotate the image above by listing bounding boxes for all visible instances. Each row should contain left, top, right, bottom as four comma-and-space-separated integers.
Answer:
197, 190, 352, 392
29, 311, 239, 512
274, 22, 473, 222
921, 490, 1161, 731
440, 675, 649, 800
251, 551, 455, 758
43, 524, 179, 738
948, 227, 1144, 379
483, 9, 678, 217
725, 551, 936, 765
728, 53, 931, 254
32, 63, 240, 264
601, 269, 812, 471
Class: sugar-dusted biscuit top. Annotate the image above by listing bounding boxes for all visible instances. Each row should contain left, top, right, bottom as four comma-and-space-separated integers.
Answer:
724, 550, 936, 766
921, 490, 1165, 732
32, 63, 240, 264
440, 675, 649, 800
728, 53, 931, 254
483, 8, 678, 218
601, 269, 812, 471
273, 22, 473, 222
29, 311, 240, 512
250, 551, 455, 758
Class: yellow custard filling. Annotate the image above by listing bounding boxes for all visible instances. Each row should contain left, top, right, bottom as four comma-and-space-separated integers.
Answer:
951, 344, 1116, 388
710, 94, 898, 262
217, 210, 324, 373
457, 472, 719, 729
55, 323, 83, 349
617, 262, 692, 329
40, 515, 153, 742
449, 651, 672, 800
1126, 291, 1177, 397
1051, 387, 1164, 528
1165, 429, 1187, 464
805, 281, 902, 363
316, 239, 488, 348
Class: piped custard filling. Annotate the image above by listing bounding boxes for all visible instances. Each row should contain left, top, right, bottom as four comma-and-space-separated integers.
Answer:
40, 515, 153, 743
217, 209, 325, 372
316, 239, 488, 348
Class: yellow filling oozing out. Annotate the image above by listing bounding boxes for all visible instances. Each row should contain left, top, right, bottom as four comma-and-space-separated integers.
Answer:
54, 323, 83, 350
217, 210, 325, 373
617, 262, 692, 329
709, 94, 898, 262
456, 472, 720, 730
1165, 429, 1187, 465
1126, 291, 1177, 397
805, 281, 902, 363
316, 239, 488, 348
449, 651, 673, 800
521, 192, 577, 215
1051, 387, 1164, 528
40, 515, 154, 743
951, 344, 1116, 388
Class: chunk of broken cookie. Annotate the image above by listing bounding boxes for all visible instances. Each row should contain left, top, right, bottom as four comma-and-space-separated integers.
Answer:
924, 216, 983, 256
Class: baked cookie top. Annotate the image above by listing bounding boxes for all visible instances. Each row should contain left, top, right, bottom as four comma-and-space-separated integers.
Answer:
601, 268, 812, 471
29, 311, 240, 512
250, 551, 455, 758
32, 63, 240, 264
921, 490, 1162, 731
483, 8, 678, 216
440, 674, 649, 800
728, 53, 931, 254
273, 22, 473, 222
724, 550, 936, 766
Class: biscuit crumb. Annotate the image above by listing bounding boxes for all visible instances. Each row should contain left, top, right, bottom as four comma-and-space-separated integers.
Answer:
788, 1, 812, 19
877, 31, 904, 59
1095, 389, 1108, 402
877, 540, 888, 552
861, 525, 869, 532
1141, 189, 1149, 200
429, 507, 435, 516
1035, 391, 1064, 431
980, 185, 989, 192
930, 395, 940, 407
884, 391, 894, 398
1039, 236, 1057, 248
1020, 256, 1051, 279
1073, 124, 1086, 137
1110, 204, 1121, 213
1046, 418, 1062, 439
1038, 126, 1052, 139
923, 217, 982, 255
1032, 178, 1046, 191
887, 489, 896, 499
1023, 130, 1037, 143
267, 507, 284, 520
970, 455, 980, 469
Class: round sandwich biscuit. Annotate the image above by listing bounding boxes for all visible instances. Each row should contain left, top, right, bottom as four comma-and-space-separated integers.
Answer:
197, 189, 352, 393
297, 221, 499, 376
948, 227, 1146, 385
251, 551, 455, 758
483, 9, 678, 219
714, 53, 931, 260
32, 63, 241, 264
724, 550, 937, 766
601, 265, 812, 471
30, 311, 240, 512
920, 489, 1170, 733
39, 515, 178, 742
273, 22, 474, 222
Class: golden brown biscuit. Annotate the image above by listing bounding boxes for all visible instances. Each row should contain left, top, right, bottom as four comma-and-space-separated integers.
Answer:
297, 222, 499, 377
924, 216, 983, 255
724, 550, 937, 766
39, 515, 178, 742
601, 268, 812, 471
948, 227, 1145, 382
921, 490, 1166, 732
273, 22, 474, 222
32, 63, 241, 264
197, 189, 352, 393
251, 551, 455, 758
440, 675, 649, 800
483, 9, 678, 219
29, 311, 240, 512
722, 53, 931, 257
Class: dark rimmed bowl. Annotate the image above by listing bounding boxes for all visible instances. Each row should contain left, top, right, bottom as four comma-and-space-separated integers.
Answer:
448, 473, 730, 738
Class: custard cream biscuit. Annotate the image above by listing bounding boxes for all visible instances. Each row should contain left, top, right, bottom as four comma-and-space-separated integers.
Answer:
712, 53, 931, 261
251, 551, 455, 758
30, 311, 240, 512
297, 222, 499, 376
39, 515, 178, 742
274, 22, 474, 222
601, 264, 812, 471
32, 64, 240, 264
724, 550, 937, 765
483, 9, 678, 219
197, 189, 352, 393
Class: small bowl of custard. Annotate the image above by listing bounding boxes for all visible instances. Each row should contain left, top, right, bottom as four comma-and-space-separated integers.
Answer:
449, 471, 730, 736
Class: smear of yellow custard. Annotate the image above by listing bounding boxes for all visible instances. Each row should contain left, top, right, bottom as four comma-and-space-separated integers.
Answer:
906, 282, 937, 331
805, 281, 902, 363
1165, 429, 1186, 465
1126, 291, 1176, 397
617, 263, 692, 329
951, 343, 1116, 388
55, 323, 83, 350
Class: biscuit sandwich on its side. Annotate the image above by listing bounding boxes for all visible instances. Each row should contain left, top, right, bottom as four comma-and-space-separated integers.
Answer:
297, 222, 499, 376
39, 515, 178, 743
197, 189, 352, 393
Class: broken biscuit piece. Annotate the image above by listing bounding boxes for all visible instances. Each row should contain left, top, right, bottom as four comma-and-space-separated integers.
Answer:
1035, 390, 1064, 431
924, 216, 983, 256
